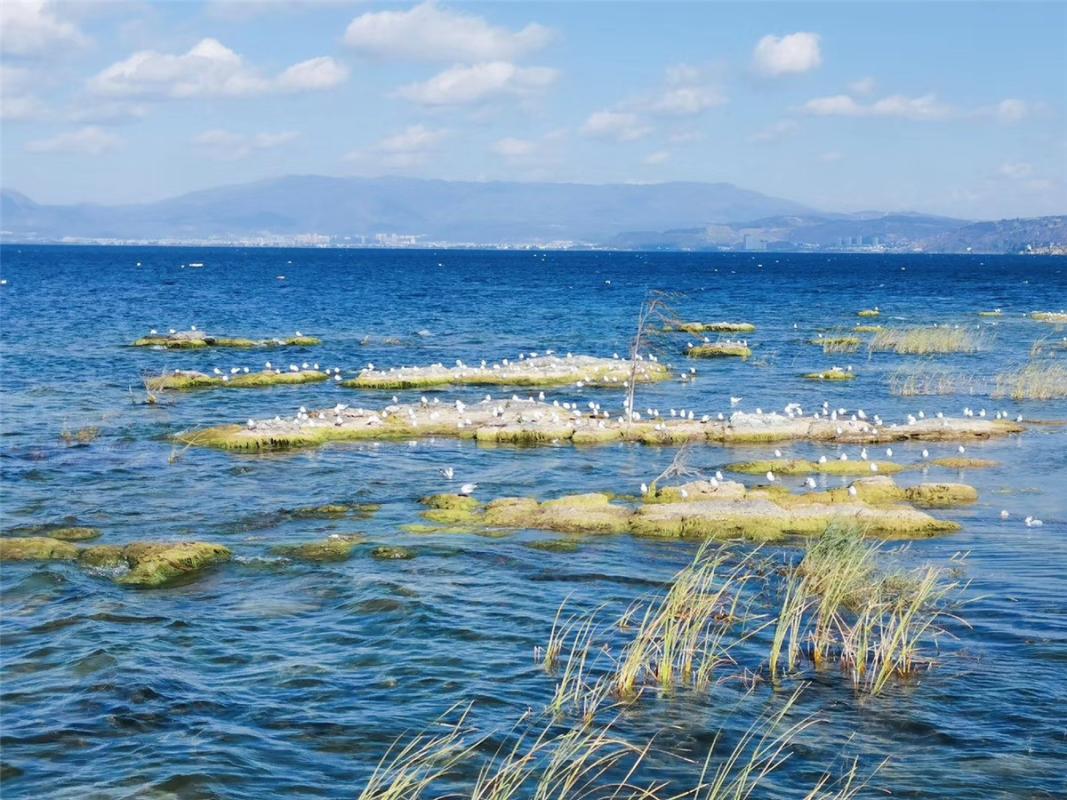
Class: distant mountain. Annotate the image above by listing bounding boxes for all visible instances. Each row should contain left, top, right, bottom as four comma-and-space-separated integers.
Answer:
0, 176, 815, 244
924, 216, 1067, 254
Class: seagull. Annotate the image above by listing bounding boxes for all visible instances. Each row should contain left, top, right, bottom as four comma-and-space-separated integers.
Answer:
774, 449, 782, 458
458, 482, 478, 497
885, 448, 893, 457
958, 445, 966, 454
999, 510, 1010, 519
766, 471, 775, 482
730, 396, 742, 406
640, 482, 649, 495
805, 477, 817, 489
441, 467, 454, 480
848, 486, 858, 497
922, 449, 929, 459
1024, 516, 1043, 527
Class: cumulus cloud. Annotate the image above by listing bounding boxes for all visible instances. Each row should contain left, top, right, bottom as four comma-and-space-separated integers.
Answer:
749, 119, 798, 143
801, 92, 951, 120
192, 129, 299, 160
0, 65, 47, 120
90, 38, 348, 99
993, 98, 1028, 123
650, 85, 726, 115
752, 32, 822, 76
395, 61, 557, 106
580, 110, 652, 142
25, 126, 122, 155
0, 0, 87, 56
344, 1, 552, 62
346, 124, 449, 169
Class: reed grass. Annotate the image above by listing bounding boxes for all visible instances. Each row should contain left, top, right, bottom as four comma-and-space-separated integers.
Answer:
888, 366, 979, 396
993, 362, 1067, 400
60, 424, 100, 445
810, 335, 861, 354
869, 326, 982, 355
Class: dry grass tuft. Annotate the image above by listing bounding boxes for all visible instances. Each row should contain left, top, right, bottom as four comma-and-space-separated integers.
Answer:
888, 367, 979, 397
869, 326, 983, 355
993, 362, 1067, 400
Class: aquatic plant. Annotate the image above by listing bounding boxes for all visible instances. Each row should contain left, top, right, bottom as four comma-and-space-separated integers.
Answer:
804, 368, 855, 381
809, 335, 862, 354
869, 326, 982, 355
60, 424, 101, 445
888, 367, 979, 397
993, 362, 1067, 400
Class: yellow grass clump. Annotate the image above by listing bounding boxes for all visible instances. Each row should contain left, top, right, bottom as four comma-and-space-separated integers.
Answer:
870, 326, 981, 355
993, 363, 1067, 400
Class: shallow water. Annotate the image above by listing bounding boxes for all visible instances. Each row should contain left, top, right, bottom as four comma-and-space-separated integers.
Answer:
1, 245, 1065, 798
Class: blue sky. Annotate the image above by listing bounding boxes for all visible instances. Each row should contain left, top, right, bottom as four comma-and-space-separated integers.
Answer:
1, 0, 1064, 219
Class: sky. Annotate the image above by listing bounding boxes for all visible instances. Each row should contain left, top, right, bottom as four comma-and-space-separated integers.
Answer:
1, 0, 1065, 219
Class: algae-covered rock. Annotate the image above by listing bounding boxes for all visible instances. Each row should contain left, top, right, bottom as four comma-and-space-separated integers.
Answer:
803, 369, 855, 382
290, 503, 380, 519
371, 546, 415, 560
978, 310, 1004, 317
728, 458, 905, 476
132, 331, 321, 349
272, 536, 362, 562
787, 476, 978, 510
0, 537, 79, 561
49, 527, 101, 541
420, 494, 482, 525
77, 545, 126, 568
345, 354, 668, 390
147, 369, 327, 391
810, 335, 862, 352
524, 538, 582, 553
930, 457, 999, 469
854, 325, 883, 333
1031, 311, 1067, 324
117, 542, 231, 587
666, 321, 755, 334
686, 341, 751, 359
903, 483, 979, 508
857, 309, 881, 318
643, 480, 748, 504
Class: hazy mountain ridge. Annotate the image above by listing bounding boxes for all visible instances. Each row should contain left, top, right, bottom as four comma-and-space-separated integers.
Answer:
1, 176, 1063, 254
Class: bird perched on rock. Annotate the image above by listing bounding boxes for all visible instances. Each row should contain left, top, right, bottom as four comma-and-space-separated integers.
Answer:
458, 482, 478, 497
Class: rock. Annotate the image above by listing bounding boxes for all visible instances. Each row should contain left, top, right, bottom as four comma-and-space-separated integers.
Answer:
524, 538, 581, 553
666, 321, 755, 333
117, 542, 231, 587
48, 527, 101, 541
0, 537, 78, 561
728, 459, 905, 476
371, 546, 415, 560
272, 536, 363, 562
132, 331, 320, 349
78, 545, 126, 568
803, 369, 855, 381
686, 342, 751, 358
147, 369, 327, 391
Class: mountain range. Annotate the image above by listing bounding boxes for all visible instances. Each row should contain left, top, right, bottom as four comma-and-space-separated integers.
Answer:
1, 176, 1063, 254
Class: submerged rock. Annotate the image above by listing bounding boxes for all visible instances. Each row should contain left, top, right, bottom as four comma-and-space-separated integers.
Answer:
184, 398, 1029, 452
803, 369, 855, 381
117, 542, 231, 587
289, 503, 380, 519
728, 458, 906, 476
686, 341, 751, 358
524, 538, 582, 553
0, 537, 79, 561
666, 321, 755, 334
272, 536, 363, 562
857, 309, 881, 318
48, 526, 101, 541
929, 457, 999, 469
343, 353, 669, 390
1031, 311, 1067, 324
77, 545, 126, 568
132, 331, 320, 349
371, 546, 415, 560
147, 369, 328, 391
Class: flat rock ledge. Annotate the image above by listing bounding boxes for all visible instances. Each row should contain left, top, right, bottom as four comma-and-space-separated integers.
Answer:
418, 476, 971, 541
343, 354, 669, 390
686, 341, 752, 359
0, 539, 231, 588
666, 321, 756, 334
147, 369, 328, 391
181, 398, 1028, 451
132, 330, 320, 349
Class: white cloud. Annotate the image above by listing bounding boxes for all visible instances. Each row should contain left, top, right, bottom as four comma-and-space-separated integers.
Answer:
492, 137, 536, 158
801, 92, 951, 120
344, 1, 552, 62
90, 38, 347, 99
650, 86, 726, 115
192, 129, 299, 160
395, 61, 557, 106
667, 129, 703, 144
749, 119, 798, 143
848, 77, 877, 96
0, 65, 47, 120
643, 150, 670, 165
752, 32, 822, 76
0, 1, 87, 56
580, 110, 652, 142
346, 124, 449, 169
998, 161, 1033, 180
994, 98, 1028, 123
25, 126, 122, 155
68, 101, 148, 125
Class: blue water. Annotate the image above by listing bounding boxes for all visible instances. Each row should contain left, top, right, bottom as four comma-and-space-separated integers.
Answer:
1, 245, 1065, 799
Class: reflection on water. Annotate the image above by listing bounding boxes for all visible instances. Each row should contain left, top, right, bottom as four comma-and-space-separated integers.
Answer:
1, 246, 1065, 798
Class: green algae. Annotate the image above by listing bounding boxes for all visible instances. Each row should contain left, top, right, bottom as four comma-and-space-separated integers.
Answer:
686, 342, 751, 359
803, 369, 856, 382
371, 546, 415, 560
118, 542, 231, 587
857, 309, 881, 318
0, 537, 79, 561
272, 536, 363, 562
289, 503, 380, 519
420, 495, 483, 525
77, 545, 125, 568
728, 458, 906, 476
523, 538, 582, 553
666, 321, 756, 334
929, 457, 999, 469
48, 526, 101, 541
132, 331, 321, 349
1031, 311, 1067, 324
147, 369, 328, 391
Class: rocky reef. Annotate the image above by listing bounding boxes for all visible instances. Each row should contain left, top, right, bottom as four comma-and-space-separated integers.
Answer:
344, 353, 669, 390
132, 330, 320, 348
665, 321, 756, 334
147, 369, 328, 391
685, 341, 751, 358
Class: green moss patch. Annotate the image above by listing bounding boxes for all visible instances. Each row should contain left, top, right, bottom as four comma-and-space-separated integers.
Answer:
804, 369, 856, 382
929, 457, 999, 469
371, 546, 415, 560
728, 458, 905, 476
272, 536, 363, 562
686, 341, 751, 359
147, 369, 328, 391
117, 542, 231, 587
0, 537, 79, 561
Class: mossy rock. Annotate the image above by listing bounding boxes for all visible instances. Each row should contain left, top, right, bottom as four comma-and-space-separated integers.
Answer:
728, 458, 905, 476
78, 545, 125, 568
857, 309, 881, 318
1031, 311, 1067, 324
0, 537, 78, 561
929, 457, 999, 469
371, 546, 415, 560
399, 524, 445, 535
117, 542, 231, 587
666, 321, 755, 334
48, 526, 101, 541
903, 483, 979, 508
272, 536, 362, 562
854, 325, 883, 333
147, 369, 328, 391
132, 332, 321, 349
686, 342, 751, 359
290, 503, 380, 519
810, 336, 861, 348
978, 310, 1003, 317
420, 494, 482, 524
804, 369, 855, 382
524, 538, 582, 553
